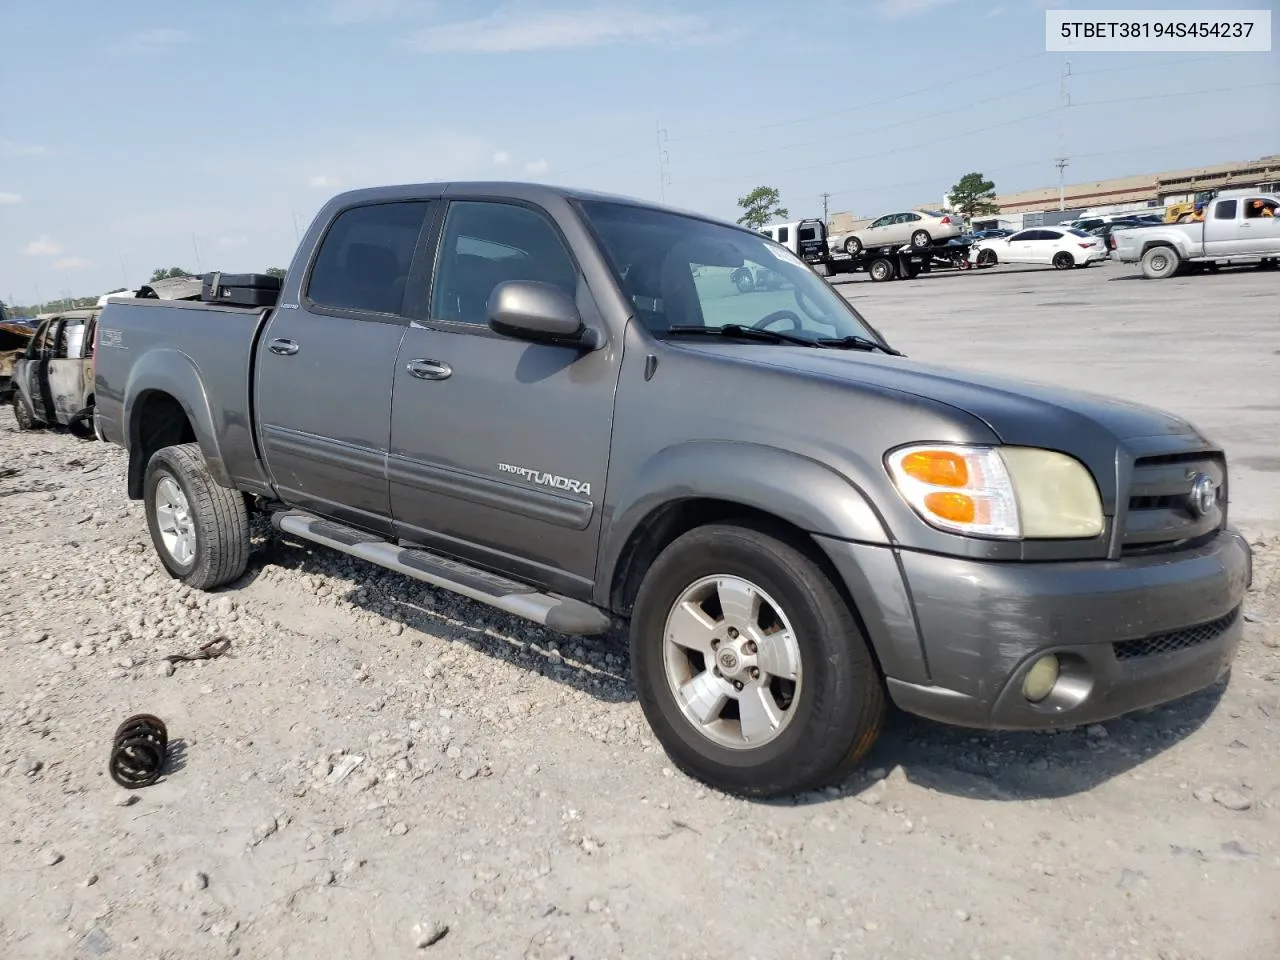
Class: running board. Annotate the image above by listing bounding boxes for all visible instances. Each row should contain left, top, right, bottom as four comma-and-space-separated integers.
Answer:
270, 511, 613, 636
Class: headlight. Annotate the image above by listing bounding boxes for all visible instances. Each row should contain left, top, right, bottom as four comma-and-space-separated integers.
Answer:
885, 444, 1104, 540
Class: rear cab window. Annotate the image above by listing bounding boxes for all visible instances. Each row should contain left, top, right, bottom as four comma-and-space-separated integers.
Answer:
1212, 200, 1238, 220
305, 201, 433, 316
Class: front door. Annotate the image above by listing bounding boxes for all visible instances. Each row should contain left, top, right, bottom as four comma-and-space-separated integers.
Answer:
1005, 230, 1036, 263
388, 198, 618, 595
19, 318, 55, 423
1238, 196, 1280, 255
48, 314, 90, 422
255, 199, 435, 536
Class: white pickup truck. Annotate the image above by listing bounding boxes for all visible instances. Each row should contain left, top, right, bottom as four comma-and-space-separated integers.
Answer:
1110, 189, 1280, 279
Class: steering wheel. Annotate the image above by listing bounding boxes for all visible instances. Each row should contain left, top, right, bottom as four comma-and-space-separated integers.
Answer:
753, 309, 804, 331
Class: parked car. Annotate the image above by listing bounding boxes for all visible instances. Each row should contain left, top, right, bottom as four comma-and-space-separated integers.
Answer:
0, 319, 37, 407
93, 182, 1251, 798
1088, 219, 1157, 252
971, 226, 1107, 269
11, 308, 99, 436
971, 228, 1013, 240
1111, 190, 1280, 278
840, 209, 963, 255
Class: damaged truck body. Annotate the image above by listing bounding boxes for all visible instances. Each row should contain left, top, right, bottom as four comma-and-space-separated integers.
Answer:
91, 182, 1252, 797
10, 308, 99, 436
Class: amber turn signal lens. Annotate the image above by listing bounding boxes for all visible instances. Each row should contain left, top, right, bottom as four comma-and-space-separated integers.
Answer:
923, 491, 976, 524
900, 450, 970, 488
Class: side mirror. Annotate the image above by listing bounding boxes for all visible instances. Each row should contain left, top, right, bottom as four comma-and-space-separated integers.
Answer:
486, 280, 599, 349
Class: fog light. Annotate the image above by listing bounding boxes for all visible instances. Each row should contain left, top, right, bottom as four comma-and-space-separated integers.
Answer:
1022, 654, 1060, 703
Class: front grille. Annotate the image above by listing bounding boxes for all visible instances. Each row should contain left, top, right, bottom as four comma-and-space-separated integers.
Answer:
1113, 606, 1239, 661
1121, 451, 1225, 553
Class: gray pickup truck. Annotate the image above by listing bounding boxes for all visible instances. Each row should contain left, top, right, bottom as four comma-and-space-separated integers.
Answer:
94, 182, 1252, 797
1111, 189, 1280, 278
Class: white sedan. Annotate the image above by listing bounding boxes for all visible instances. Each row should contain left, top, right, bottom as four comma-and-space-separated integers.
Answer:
971, 226, 1107, 269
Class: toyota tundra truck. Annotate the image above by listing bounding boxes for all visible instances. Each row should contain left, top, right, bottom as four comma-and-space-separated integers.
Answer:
92, 182, 1253, 798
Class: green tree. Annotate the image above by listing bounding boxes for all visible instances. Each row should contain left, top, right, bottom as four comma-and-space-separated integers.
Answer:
264, 267, 287, 279
736, 186, 789, 230
149, 267, 192, 282
948, 172, 999, 221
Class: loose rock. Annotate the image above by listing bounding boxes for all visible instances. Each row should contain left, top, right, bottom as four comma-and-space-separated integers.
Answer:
412, 919, 449, 948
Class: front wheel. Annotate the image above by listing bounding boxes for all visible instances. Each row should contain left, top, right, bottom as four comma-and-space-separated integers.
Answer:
629, 523, 886, 798
844, 237, 863, 256
11, 393, 38, 431
1052, 251, 1074, 270
144, 442, 250, 590
910, 230, 931, 249
977, 249, 997, 266
1140, 245, 1180, 279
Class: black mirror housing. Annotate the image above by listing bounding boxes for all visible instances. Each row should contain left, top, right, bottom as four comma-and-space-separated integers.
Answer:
486, 281, 598, 348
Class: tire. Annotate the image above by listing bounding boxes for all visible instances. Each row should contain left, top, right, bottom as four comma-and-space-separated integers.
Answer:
143, 442, 250, 590
1140, 245, 1180, 279
869, 258, 896, 282
843, 237, 862, 256
977, 249, 997, 266
12, 393, 38, 431
910, 230, 931, 249
629, 523, 886, 798
1052, 251, 1074, 270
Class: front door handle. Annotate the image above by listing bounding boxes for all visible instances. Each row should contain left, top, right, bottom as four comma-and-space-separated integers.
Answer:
269, 338, 300, 356
406, 358, 452, 381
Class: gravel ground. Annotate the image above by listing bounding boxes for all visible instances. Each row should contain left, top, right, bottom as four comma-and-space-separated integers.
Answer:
2, 264, 1278, 959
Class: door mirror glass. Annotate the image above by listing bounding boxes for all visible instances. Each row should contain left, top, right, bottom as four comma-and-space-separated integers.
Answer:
487, 280, 596, 348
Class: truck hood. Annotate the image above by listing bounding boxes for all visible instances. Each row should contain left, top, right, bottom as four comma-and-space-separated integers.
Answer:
671, 342, 1206, 462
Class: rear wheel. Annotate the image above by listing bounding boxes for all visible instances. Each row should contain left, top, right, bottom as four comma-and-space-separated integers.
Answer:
1052, 251, 1074, 270
629, 523, 886, 798
144, 443, 250, 590
868, 258, 896, 282
1140, 245, 1180, 280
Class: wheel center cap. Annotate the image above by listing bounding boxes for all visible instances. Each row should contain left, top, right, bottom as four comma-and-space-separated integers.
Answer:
717, 649, 740, 672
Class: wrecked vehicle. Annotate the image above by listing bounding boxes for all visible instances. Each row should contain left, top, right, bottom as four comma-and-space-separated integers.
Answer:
93, 182, 1252, 798
11, 308, 99, 437
0, 319, 36, 407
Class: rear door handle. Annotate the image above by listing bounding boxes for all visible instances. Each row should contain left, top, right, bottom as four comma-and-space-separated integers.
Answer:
269, 338, 300, 356
406, 358, 452, 381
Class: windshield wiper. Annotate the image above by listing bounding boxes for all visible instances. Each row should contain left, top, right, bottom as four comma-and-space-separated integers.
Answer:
663, 324, 821, 347
814, 335, 902, 355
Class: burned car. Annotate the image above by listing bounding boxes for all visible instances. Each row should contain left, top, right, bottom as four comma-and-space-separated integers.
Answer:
11, 308, 100, 437
0, 318, 37, 408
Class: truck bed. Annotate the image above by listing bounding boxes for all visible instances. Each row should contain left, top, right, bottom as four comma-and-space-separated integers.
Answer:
93, 297, 273, 493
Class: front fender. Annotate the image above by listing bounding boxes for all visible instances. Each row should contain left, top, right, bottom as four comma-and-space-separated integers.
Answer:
597, 440, 892, 602
123, 348, 231, 488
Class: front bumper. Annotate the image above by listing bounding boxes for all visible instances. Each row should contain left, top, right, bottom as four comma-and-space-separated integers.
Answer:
819, 529, 1252, 730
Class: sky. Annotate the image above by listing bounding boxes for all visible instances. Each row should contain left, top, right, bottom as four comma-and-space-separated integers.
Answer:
1, 0, 1277, 305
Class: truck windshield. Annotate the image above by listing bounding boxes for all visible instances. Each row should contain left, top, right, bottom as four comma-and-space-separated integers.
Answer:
576, 200, 879, 345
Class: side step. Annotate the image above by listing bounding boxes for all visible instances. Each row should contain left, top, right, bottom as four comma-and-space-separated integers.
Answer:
270, 511, 613, 636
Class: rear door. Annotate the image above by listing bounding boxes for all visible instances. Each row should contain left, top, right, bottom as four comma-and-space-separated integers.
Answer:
1032, 229, 1063, 264
255, 198, 436, 535
1203, 198, 1239, 256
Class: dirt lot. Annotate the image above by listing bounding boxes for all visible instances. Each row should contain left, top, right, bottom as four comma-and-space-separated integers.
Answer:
1, 260, 1277, 960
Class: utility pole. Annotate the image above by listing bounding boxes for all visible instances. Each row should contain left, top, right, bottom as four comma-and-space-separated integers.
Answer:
655, 123, 670, 203
821, 192, 830, 225
192, 234, 203, 272
292, 207, 302, 244
1057, 58, 1072, 211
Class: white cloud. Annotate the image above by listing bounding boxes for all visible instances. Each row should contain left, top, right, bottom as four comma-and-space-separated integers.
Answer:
53, 257, 89, 270
493, 150, 511, 166
524, 158, 550, 175
322, 0, 435, 24
0, 141, 48, 158
309, 174, 344, 188
121, 28, 192, 53
0, 192, 21, 205
407, 5, 713, 53
24, 238, 63, 256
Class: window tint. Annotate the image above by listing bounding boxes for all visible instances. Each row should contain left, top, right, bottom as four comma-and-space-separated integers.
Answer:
1213, 200, 1237, 220
1066, 227, 1091, 237
307, 201, 431, 315
904, 213, 921, 222
777, 227, 790, 243
871, 216, 892, 228
431, 201, 578, 326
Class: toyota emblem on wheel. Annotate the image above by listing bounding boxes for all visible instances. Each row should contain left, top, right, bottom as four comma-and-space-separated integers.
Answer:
1188, 473, 1218, 518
